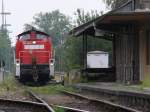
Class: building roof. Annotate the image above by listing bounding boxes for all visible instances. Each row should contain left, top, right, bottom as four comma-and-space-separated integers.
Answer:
70, 10, 150, 37
69, 0, 150, 37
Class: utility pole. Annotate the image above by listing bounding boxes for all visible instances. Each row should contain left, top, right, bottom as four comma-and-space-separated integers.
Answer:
1, 0, 4, 29
0, 0, 11, 30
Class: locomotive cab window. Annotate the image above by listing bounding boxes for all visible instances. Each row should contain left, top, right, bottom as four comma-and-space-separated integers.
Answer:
19, 34, 30, 40
36, 34, 47, 39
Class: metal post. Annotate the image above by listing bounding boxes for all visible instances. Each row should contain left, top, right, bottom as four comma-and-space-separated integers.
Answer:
131, 0, 135, 10
0, 0, 11, 30
1, 0, 4, 29
82, 33, 88, 78
85, 34, 87, 69
0, 60, 4, 81
82, 34, 85, 68
112, 35, 116, 67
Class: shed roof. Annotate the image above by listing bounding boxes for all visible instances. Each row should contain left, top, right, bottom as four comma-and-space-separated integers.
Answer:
70, 10, 150, 37
87, 51, 108, 54
70, 0, 135, 36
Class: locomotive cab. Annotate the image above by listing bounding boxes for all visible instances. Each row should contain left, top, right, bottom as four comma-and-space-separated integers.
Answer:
15, 29, 54, 84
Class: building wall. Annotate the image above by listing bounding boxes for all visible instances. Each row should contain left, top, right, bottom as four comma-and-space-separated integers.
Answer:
139, 24, 150, 82
114, 0, 150, 11
113, 0, 150, 84
115, 0, 131, 8
134, 0, 150, 9
114, 0, 135, 12
139, 0, 150, 9
115, 25, 140, 83
115, 23, 150, 84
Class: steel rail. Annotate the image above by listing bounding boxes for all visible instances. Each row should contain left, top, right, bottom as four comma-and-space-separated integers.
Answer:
14, 80, 55, 112
61, 90, 142, 112
51, 104, 89, 112
0, 97, 54, 112
27, 90, 55, 112
28, 90, 90, 112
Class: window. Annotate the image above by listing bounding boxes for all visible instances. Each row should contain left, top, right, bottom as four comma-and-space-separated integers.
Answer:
20, 34, 30, 40
36, 34, 46, 39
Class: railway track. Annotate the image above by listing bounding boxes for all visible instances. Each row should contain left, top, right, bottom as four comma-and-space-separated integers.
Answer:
9, 80, 87, 112
15, 76, 88, 112
27, 90, 55, 112
26, 85, 141, 112
12, 80, 141, 112
0, 88, 55, 112
60, 90, 142, 112
74, 83, 150, 112
0, 97, 54, 112
28, 90, 90, 112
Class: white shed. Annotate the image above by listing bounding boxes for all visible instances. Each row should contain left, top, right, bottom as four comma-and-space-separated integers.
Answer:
87, 51, 109, 68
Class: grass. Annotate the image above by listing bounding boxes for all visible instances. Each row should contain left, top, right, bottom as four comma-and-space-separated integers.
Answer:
0, 74, 75, 95
142, 76, 150, 87
53, 106, 65, 112
0, 75, 18, 92
28, 84, 75, 95
0, 74, 28, 97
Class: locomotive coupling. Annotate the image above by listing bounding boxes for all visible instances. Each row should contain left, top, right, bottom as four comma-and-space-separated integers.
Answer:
32, 57, 38, 82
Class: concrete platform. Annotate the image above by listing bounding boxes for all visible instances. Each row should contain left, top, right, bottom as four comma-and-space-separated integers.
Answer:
74, 83, 150, 111
74, 82, 150, 99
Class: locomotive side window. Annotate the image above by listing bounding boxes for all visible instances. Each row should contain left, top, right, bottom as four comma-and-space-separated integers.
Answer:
20, 34, 30, 40
36, 34, 47, 39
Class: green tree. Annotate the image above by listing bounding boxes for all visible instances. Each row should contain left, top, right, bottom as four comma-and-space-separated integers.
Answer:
24, 24, 36, 31
0, 29, 12, 71
74, 9, 101, 26
62, 35, 84, 71
32, 10, 72, 47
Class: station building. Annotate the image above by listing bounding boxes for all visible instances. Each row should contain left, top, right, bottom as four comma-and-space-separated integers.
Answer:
70, 0, 150, 84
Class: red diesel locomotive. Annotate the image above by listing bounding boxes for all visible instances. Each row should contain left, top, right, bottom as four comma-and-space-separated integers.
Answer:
15, 28, 54, 83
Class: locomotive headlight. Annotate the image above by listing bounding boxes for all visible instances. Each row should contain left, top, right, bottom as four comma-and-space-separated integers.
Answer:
50, 59, 54, 66
16, 63, 20, 66
32, 41, 36, 44
16, 60, 20, 66
50, 63, 54, 66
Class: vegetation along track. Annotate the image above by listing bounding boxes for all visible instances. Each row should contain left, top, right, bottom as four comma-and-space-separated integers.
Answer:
60, 91, 142, 112
0, 77, 52, 112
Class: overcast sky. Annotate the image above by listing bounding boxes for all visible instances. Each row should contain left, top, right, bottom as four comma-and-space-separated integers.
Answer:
2, 0, 107, 45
